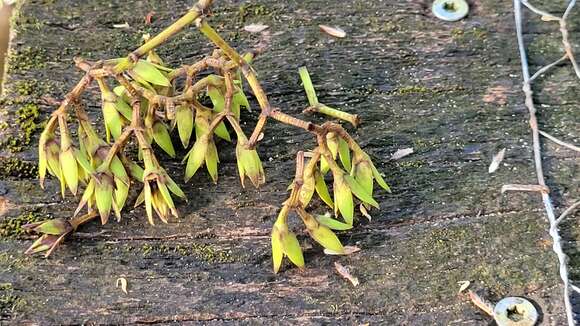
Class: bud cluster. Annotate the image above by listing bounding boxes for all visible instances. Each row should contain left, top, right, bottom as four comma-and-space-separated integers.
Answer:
28, 4, 390, 272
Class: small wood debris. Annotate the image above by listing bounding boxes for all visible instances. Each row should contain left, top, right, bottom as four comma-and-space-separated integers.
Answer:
467, 290, 495, 317
145, 11, 156, 25
324, 246, 361, 256
501, 184, 549, 193
359, 204, 371, 221
457, 280, 471, 294
116, 277, 128, 294
541, 15, 559, 22
390, 148, 414, 160
334, 262, 359, 286
113, 22, 130, 29
319, 25, 346, 38
488, 148, 506, 173
244, 24, 269, 33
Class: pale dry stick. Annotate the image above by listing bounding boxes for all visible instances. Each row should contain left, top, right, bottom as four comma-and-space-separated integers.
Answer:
501, 184, 550, 193
514, 0, 575, 324
467, 290, 495, 317
539, 130, 580, 153
529, 55, 567, 82
556, 201, 580, 225
520, 0, 557, 18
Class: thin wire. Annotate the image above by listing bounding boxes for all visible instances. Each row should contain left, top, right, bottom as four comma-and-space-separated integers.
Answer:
513, 0, 575, 324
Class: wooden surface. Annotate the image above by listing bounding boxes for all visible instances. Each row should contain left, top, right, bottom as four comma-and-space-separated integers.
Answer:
0, 0, 579, 324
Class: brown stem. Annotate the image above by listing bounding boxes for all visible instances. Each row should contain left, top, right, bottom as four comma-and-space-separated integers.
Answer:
287, 151, 305, 208
316, 133, 344, 175
197, 20, 272, 148
70, 211, 99, 230
247, 115, 269, 148
223, 70, 234, 114
269, 110, 323, 134
115, 75, 142, 127
323, 122, 365, 155
207, 112, 226, 134
206, 70, 236, 136
305, 103, 360, 127
48, 74, 92, 127
114, 0, 214, 73
115, 75, 158, 170
103, 128, 133, 167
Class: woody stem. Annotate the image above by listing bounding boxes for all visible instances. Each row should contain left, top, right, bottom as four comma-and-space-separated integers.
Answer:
114, 0, 214, 73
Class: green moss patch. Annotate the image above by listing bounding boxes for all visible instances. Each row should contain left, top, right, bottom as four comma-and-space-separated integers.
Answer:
0, 101, 44, 153
8, 46, 46, 72
0, 210, 43, 239
134, 242, 237, 264
0, 283, 26, 320
0, 157, 38, 178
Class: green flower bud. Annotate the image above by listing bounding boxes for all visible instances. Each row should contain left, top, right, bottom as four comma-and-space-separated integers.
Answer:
23, 218, 73, 236
332, 171, 354, 225
152, 120, 176, 158
94, 172, 114, 225
236, 134, 265, 188
176, 105, 194, 148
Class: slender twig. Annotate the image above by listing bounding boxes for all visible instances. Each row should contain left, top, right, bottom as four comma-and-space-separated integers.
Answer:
514, 0, 575, 324
521, 0, 558, 18
530, 55, 567, 82
467, 290, 495, 317
113, 0, 214, 73
556, 201, 580, 225
501, 184, 550, 193
539, 130, 580, 153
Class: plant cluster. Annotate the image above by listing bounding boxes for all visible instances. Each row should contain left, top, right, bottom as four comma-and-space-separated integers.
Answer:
25, 0, 390, 272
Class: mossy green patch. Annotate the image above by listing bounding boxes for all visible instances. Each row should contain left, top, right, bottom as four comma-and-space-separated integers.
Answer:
14, 102, 42, 151
393, 84, 465, 96
396, 159, 425, 169
238, 3, 272, 22
0, 252, 29, 272
13, 80, 38, 97
8, 46, 46, 72
138, 242, 236, 264
13, 13, 43, 32
0, 102, 43, 153
527, 35, 561, 57
403, 216, 553, 297
0, 210, 43, 239
451, 27, 488, 42
0, 157, 38, 178
365, 16, 402, 34
397, 85, 430, 95
0, 283, 26, 320
412, 138, 438, 151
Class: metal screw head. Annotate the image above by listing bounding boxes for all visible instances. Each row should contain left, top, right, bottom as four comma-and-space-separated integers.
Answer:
493, 297, 539, 326
432, 0, 469, 22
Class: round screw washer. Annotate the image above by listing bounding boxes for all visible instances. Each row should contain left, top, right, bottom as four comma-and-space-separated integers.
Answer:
493, 297, 538, 326
432, 0, 469, 22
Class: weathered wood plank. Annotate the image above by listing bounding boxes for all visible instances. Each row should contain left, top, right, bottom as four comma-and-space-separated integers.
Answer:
0, 0, 578, 324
